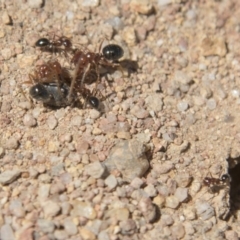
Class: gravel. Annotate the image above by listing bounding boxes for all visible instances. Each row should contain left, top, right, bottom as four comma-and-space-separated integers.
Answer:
1, 0, 239, 239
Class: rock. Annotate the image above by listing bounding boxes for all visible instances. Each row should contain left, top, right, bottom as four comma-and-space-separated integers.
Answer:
0, 169, 21, 185
131, 105, 149, 119
145, 94, 163, 112
42, 200, 61, 217
161, 214, 174, 226
23, 114, 37, 127
122, 27, 137, 47
37, 184, 50, 200
84, 161, 106, 179
120, 219, 137, 235
174, 70, 192, 85
130, 177, 144, 189
2, 11, 11, 25
28, 0, 43, 8
104, 174, 118, 190
138, 197, 157, 223
63, 218, 78, 236
47, 115, 58, 130
117, 131, 131, 139
130, 0, 153, 15
174, 187, 188, 202
144, 184, 158, 197
18, 228, 34, 240
165, 196, 179, 209
4, 138, 19, 150
79, 0, 99, 7
195, 200, 215, 220
70, 200, 96, 220
37, 219, 55, 233
0, 224, 15, 240
171, 223, 185, 239
9, 199, 25, 217
104, 208, 130, 221
79, 227, 96, 240
105, 139, 149, 182
175, 173, 192, 188
201, 37, 227, 57
54, 230, 69, 240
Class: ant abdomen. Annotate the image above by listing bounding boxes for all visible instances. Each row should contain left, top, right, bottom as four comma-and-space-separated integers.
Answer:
35, 38, 50, 48
102, 44, 124, 61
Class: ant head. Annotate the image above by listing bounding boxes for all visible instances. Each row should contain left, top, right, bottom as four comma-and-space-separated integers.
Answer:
88, 96, 99, 109
29, 83, 50, 102
221, 174, 231, 183
102, 44, 124, 61
35, 38, 50, 47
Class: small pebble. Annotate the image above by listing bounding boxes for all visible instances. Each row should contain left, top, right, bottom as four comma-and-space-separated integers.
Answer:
89, 109, 101, 119
177, 101, 189, 111
37, 219, 55, 233
165, 196, 180, 209
2, 11, 11, 25
161, 214, 174, 226
174, 187, 188, 202
42, 200, 61, 217
84, 161, 106, 179
144, 184, 157, 197
104, 174, 118, 190
130, 0, 153, 15
171, 223, 185, 239
139, 197, 157, 223
9, 199, 25, 217
28, 0, 43, 8
4, 138, 19, 150
120, 219, 137, 235
54, 230, 69, 240
47, 115, 58, 130
130, 177, 144, 189
79, 227, 96, 240
0, 169, 21, 185
206, 98, 217, 110
23, 114, 37, 127
0, 224, 15, 240
70, 200, 96, 220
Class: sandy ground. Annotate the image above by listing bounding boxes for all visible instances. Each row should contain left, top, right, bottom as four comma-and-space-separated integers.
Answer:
1, 0, 240, 239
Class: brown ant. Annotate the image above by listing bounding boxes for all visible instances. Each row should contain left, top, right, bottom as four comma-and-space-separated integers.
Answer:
35, 35, 73, 56
68, 43, 124, 101
203, 173, 231, 194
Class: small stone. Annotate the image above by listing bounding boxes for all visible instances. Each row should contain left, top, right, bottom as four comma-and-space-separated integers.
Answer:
171, 223, 185, 239
139, 197, 157, 223
130, 0, 153, 15
105, 139, 149, 182
42, 200, 61, 217
174, 187, 188, 202
18, 228, 34, 240
23, 114, 37, 127
117, 131, 131, 139
174, 70, 192, 85
183, 206, 196, 220
153, 162, 174, 175
225, 230, 239, 240
104, 174, 118, 190
122, 26, 137, 47
165, 196, 180, 209
98, 230, 110, 240
17, 54, 37, 68
153, 195, 165, 208
130, 177, 144, 189
48, 141, 60, 153
157, 0, 172, 6
79, 227, 96, 240
9, 199, 25, 217
71, 115, 82, 126
120, 219, 137, 235
37, 219, 55, 233
4, 138, 19, 150
105, 208, 130, 221
161, 214, 174, 226
131, 105, 149, 119
84, 161, 106, 179
144, 184, 157, 197
76, 140, 89, 154
145, 93, 163, 112
177, 101, 189, 111
206, 98, 217, 110
28, 0, 43, 8
0, 169, 21, 185
47, 115, 58, 130
0, 224, 15, 240
195, 200, 215, 220
54, 230, 69, 240
175, 173, 192, 187
89, 109, 101, 119
2, 11, 11, 25
201, 37, 227, 57
71, 200, 96, 220
38, 184, 50, 200
63, 218, 78, 236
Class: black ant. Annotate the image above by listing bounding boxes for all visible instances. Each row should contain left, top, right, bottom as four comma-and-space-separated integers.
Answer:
35, 35, 73, 56
68, 43, 124, 101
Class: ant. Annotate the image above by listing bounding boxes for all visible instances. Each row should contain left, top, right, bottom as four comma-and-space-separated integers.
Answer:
203, 173, 231, 194
35, 35, 73, 56
68, 43, 124, 101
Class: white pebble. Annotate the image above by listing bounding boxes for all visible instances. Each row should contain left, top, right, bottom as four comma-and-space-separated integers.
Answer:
206, 98, 217, 110
231, 89, 240, 98
177, 101, 189, 111
104, 174, 118, 190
